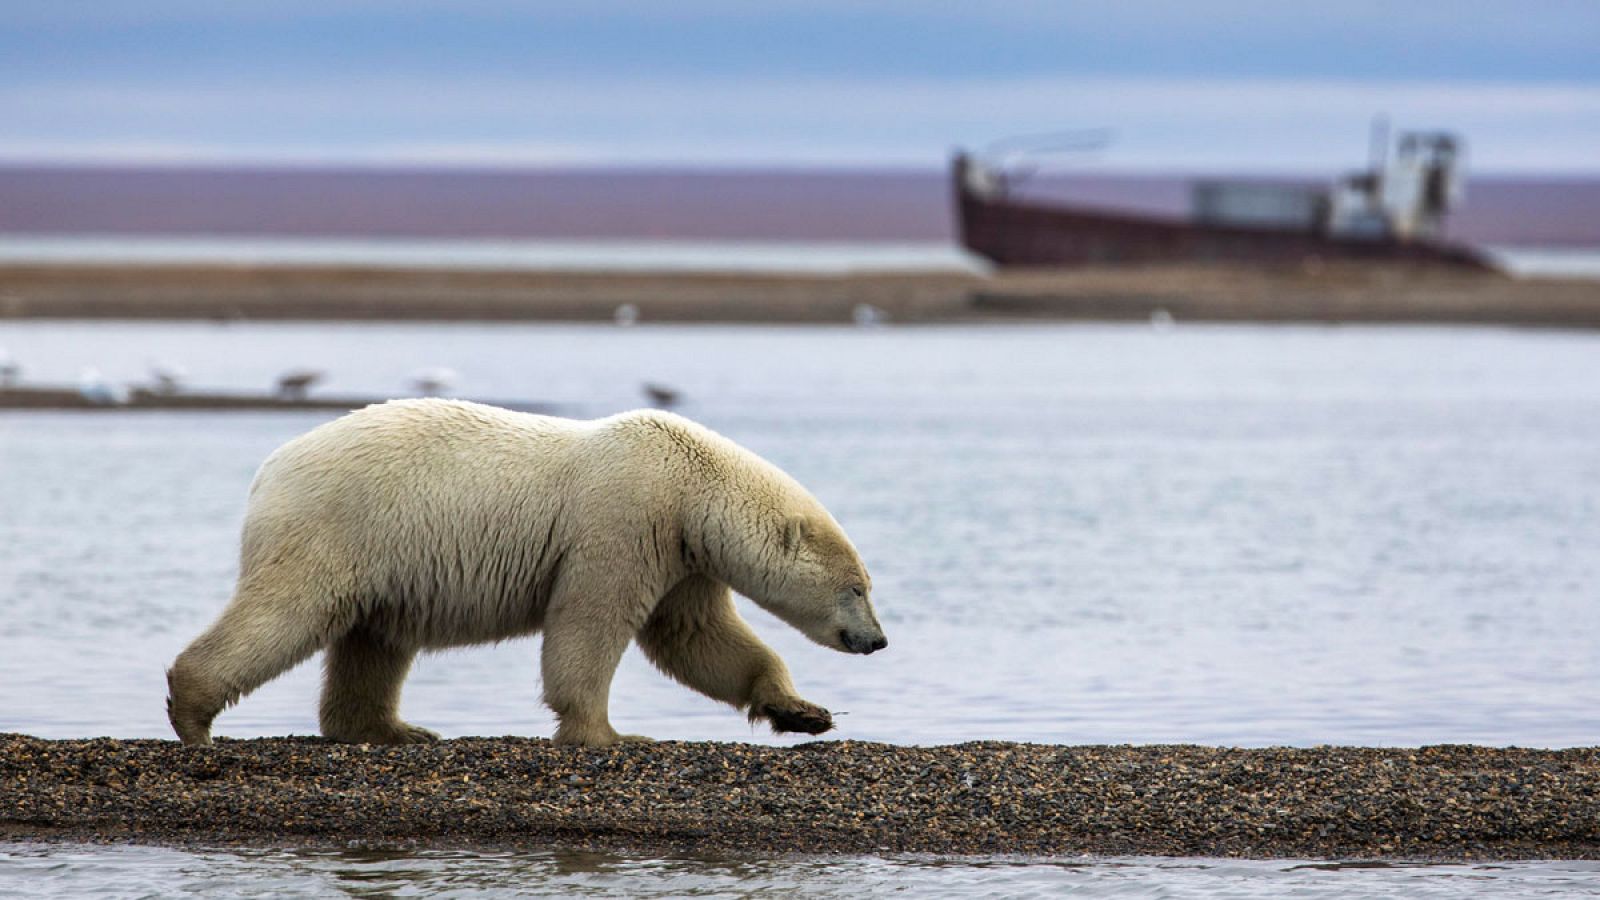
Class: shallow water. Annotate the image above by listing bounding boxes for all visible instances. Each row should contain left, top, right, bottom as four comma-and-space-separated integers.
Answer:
2, 320, 1599, 892
3, 320, 1597, 748
5, 843, 1600, 898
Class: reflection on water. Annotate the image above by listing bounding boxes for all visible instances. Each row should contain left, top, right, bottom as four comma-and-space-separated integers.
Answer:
5, 843, 1600, 898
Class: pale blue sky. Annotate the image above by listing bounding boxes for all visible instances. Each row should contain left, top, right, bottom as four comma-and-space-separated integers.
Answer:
3, 1, 1597, 171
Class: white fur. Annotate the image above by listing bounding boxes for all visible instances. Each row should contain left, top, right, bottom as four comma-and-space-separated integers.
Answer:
166, 399, 884, 747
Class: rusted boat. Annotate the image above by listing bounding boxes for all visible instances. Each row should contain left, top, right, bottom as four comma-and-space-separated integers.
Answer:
954, 130, 1495, 271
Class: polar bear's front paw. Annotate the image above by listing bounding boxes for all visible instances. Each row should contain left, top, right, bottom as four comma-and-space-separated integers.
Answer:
757, 700, 834, 735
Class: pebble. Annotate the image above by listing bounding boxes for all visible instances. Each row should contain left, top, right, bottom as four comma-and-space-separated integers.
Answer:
3, 734, 1599, 859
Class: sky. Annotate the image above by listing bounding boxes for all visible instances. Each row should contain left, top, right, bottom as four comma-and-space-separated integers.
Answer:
3, 1, 1598, 173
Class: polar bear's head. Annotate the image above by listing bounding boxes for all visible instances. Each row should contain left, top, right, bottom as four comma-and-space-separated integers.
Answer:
764, 512, 887, 655
650, 410, 887, 655
690, 477, 886, 655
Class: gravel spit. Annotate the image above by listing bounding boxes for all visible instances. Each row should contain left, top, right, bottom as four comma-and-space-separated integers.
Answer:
4, 734, 1599, 859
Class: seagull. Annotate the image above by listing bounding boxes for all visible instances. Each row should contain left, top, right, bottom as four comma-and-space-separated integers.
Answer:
275, 369, 324, 401
0, 347, 19, 388
410, 367, 458, 396
852, 303, 888, 327
614, 303, 640, 327
77, 367, 129, 406
642, 382, 681, 408
148, 361, 188, 395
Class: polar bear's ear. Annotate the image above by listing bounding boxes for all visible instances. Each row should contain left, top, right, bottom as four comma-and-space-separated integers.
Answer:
783, 515, 808, 552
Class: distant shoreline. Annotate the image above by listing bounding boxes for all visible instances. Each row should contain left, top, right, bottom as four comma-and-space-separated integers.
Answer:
5, 166, 1598, 247
4, 734, 1599, 859
4, 262, 1600, 329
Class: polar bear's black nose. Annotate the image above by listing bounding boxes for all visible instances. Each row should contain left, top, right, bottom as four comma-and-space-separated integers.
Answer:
842, 630, 888, 654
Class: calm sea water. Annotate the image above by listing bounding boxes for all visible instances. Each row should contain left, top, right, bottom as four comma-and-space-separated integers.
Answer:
2, 320, 1599, 895
6, 843, 1600, 898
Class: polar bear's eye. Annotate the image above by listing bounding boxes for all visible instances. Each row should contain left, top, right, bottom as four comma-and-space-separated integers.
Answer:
849, 585, 865, 598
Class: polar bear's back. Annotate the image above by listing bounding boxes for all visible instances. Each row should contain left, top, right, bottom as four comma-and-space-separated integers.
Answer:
251, 398, 580, 516
238, 400, 665, 645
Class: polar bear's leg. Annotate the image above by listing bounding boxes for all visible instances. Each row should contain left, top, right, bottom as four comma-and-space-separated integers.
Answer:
166, 577, 335, 745
318, 626, 438, 744
637, 575, 833, 735
540, 573, 657, 747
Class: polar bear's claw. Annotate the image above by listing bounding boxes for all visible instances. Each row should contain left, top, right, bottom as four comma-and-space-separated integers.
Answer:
761, 702, 834, 735
395, 724, 442, 744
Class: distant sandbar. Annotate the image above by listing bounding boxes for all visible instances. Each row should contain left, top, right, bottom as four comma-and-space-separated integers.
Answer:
2, 262, 1600, 329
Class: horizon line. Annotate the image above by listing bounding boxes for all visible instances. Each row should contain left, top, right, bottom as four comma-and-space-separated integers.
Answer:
2, 157, 1598, 180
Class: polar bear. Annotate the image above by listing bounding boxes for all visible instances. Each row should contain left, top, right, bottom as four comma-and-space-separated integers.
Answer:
165, 399, 886, 747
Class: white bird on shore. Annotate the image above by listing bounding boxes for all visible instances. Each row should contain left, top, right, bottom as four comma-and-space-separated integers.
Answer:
77, 367, 129, 406
410, 366, 458, 396
614, 303, 640, 327
148, 360, 188, 395
852, 303, 888, 327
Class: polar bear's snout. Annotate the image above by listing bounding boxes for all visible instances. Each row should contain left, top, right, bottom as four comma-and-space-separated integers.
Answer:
835, 586, 888, 654
840, 628, 888, 654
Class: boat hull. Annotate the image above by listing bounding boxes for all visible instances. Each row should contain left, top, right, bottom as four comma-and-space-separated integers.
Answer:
954, 157, 1494, 271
